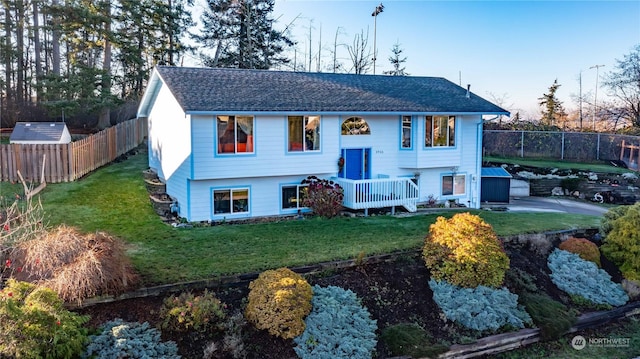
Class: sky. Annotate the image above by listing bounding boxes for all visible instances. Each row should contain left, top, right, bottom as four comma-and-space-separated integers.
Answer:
190, 0, 640, 119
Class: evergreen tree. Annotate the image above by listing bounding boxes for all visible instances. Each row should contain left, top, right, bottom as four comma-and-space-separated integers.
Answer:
383, 42, 408, 76
195, 0, 293, 69
1, 0, 193, 128
538, 79, 566, 127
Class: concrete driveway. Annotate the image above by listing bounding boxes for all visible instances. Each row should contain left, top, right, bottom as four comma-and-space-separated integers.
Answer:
493, 196, 609, 216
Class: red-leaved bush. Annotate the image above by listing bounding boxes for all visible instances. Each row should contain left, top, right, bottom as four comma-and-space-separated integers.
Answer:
301, 176, 344, 218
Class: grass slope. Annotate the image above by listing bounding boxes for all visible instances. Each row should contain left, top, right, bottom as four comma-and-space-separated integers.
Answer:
1, 148, 602, 286
484, 156, 635, 174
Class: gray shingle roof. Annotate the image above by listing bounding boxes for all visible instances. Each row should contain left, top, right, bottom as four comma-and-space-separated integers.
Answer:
155, 66, 508, 114
10, 122, 68, 142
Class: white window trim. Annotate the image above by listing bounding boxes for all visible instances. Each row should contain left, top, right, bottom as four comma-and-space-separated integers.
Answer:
217, 115, 255, 155
288, 115, 321, 152
442, 174, 466, 196
426, 115, 456, 148
281, 184, 308, 210
213, 188, 250, 214
401, 115, 412, 149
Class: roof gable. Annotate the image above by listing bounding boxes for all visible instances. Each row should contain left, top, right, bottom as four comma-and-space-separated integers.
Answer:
149, 66, 508, 115
10, 122, 70, 143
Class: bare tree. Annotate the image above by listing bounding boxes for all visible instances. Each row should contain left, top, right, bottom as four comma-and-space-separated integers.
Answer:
328, 26, 346, 73
346, 29, 371, 74
486, 92, 513, 126
602, 44, 640, 128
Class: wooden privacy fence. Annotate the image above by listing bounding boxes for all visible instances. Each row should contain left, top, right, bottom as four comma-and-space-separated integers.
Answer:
0, 117, 147, 183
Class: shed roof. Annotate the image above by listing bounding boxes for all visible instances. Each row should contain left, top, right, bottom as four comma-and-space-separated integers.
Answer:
143, 66, 509, 115
10, 122, 69, 143
481, 167, 513, 178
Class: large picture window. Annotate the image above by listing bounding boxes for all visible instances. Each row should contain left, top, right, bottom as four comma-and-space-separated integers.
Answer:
282, 184, 308, 209
213, 188, 249, 214
288, 116, 320, 152
442, 174, 465, 196
217, 115, 254, 154
401, 116, 412, 148
425, 115, 455, 147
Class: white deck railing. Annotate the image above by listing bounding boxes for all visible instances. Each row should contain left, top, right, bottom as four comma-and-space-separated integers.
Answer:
332, 177, 419, 213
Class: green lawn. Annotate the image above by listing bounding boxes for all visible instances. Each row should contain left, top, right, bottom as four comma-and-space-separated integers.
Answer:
496, 317, 640, 359
484, 156, 635, 175
0, 148, 602, 286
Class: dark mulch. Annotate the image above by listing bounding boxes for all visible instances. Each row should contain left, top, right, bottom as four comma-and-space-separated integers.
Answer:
76, 236, 628, 359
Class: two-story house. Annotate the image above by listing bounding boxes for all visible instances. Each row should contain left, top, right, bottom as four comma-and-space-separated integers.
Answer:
137, 66, 508, 222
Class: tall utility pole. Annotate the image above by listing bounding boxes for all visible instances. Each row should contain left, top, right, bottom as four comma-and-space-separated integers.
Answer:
579, 70, 583, 130
589, 64, 605, 131
371, 3, 384, 75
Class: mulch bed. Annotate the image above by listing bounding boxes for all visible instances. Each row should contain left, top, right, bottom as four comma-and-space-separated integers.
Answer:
76, 232, 630, 359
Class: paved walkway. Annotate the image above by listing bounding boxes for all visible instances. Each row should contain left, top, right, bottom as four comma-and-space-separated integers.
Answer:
487, 196, 610, 216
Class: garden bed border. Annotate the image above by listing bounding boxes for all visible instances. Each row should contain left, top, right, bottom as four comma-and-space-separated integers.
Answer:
70, 228, 592, 309
68, 228, 639, 359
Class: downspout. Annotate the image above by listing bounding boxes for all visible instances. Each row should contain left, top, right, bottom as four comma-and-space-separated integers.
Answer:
474, 118, 483, 209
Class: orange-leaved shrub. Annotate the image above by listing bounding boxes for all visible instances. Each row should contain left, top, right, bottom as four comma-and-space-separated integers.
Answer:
559, 237, 601, 267
245, 267, 313, 339
423, 212, 509, 288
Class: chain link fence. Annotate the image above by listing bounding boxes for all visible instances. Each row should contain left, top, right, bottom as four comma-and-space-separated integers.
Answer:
483, 130, 640, 169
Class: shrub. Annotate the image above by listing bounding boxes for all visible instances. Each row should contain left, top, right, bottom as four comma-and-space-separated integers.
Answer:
17, 225, 139, 303
548, 249, 628, 306
559, 237, 601, 267
505, 267, 538, 293
245, 267, 313, 339
601, 202, 640, 280
84, 319, 180, 359
519, 292, 577, 340
380, 323, 449, 358
294, 285, 377, 359
160, 289, 227, 333
301, 176, 344, 218
202, 311, 248, 359
0, 279, 89, 359
429, 279, 532, 332
599, 204, 633, 237
423, 212, 510, 288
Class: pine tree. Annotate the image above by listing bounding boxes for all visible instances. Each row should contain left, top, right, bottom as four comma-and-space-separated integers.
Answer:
195, 0, 293, 69
383, 42, 408, 76
538, 79, 566, 127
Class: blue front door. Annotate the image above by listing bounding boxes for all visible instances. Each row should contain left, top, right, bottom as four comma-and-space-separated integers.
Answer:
342, 148, 370, 180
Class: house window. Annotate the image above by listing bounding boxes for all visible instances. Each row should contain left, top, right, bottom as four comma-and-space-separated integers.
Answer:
282, 184, 308, 209
425, 115, 455, 147
442, 174, 465, 196
341, 117, 370, 135
217, 115, 254, 154
213, 188, 249, 214
401, 116, 412, 148
288, 116, 320, 152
